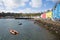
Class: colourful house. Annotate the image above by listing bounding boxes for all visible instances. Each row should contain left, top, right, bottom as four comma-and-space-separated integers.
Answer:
52, 3, 60, 20
46, 11, 52, 19
41, 11, 52, 19
41, 13, 46, 19
41, 2, 60, 20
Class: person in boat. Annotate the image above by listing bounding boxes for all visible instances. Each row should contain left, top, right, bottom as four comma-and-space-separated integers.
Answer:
10, 29, 19, 35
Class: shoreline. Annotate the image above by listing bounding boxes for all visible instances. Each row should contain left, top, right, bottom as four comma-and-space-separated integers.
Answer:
34, 19, 60, 40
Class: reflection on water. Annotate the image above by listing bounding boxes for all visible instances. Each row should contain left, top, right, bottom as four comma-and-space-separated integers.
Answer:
0, 19, 56, 40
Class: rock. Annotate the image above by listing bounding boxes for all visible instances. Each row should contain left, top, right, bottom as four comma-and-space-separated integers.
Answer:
55, 31, 58, 34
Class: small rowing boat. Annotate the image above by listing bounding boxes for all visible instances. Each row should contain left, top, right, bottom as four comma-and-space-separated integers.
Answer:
10, 29, 19, 35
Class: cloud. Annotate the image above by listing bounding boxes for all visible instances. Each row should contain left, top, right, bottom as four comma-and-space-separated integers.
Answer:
0, 0, 29, 10
14, 0, 29, 7
19, 8, 40, 13
30, 0, 42, 8
0, 0, 41, 13
3, 0, 29, 10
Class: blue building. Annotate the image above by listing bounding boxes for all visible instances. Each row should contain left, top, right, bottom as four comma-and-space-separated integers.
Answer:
52, 2, 60, 21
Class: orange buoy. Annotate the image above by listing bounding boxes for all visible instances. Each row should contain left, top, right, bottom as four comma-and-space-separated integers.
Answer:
10, 29, 19, 35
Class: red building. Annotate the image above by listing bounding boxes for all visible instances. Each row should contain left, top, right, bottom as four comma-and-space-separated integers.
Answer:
41, 13, 46, 19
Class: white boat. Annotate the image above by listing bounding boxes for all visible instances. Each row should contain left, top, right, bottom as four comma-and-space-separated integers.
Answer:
10, 29, 19, 35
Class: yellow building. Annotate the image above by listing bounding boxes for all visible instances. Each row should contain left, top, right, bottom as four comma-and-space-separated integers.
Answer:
46, 11, 52, 18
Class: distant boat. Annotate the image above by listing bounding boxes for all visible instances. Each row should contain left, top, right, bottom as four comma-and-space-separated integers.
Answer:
19, 23, 22, 25
10, 29, 19, 35
15, 17, 20, 19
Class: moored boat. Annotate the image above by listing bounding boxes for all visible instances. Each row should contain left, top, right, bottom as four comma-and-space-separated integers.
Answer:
10, 29, 19, 35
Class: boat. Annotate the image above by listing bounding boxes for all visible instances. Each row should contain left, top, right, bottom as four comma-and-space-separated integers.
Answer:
10, 29, 19, 35
19, 23, 22, 25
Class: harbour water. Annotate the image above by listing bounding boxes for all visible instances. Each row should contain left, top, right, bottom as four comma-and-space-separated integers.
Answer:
0, 19, 56, 40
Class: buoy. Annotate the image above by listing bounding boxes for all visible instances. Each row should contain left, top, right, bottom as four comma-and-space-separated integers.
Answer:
10, 29, 19, 35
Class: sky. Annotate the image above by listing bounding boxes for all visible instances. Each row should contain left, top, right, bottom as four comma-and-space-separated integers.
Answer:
0, 0, 59, 13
